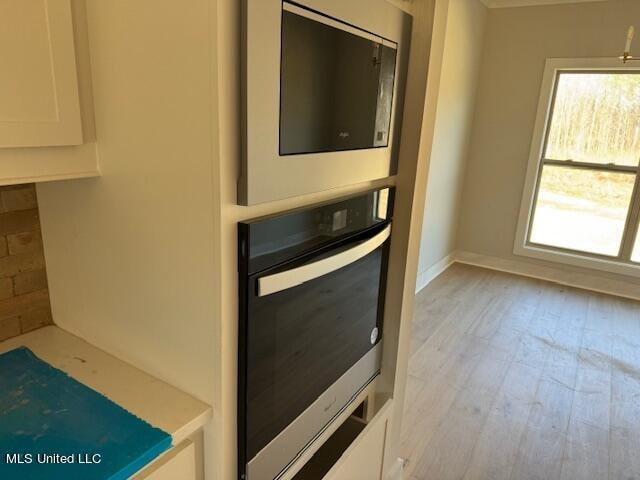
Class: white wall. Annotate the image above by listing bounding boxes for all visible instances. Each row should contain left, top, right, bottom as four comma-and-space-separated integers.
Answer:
457, 0, 640, 288
416, 0, 487, 290
37, 0, 217, 408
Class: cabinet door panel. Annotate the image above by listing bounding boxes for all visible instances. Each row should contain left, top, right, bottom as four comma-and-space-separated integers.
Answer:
324, 401, 391, 480
0, 0, 82, 147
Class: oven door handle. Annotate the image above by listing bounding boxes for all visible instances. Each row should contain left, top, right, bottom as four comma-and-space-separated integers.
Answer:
258, 224, 391, 297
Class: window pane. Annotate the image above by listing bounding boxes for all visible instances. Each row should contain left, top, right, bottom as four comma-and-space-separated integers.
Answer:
530, 165, 635, 256
545, 73, 640, 167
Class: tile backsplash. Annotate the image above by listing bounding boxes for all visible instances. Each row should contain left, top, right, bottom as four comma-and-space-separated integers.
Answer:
0, 184, 53, 341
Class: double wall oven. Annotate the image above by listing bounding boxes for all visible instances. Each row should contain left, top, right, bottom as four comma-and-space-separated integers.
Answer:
238, 188, 394, 480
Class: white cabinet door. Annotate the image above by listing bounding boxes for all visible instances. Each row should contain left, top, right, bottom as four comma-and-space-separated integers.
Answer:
324, 401, 392, 480
0, 0, 82, 147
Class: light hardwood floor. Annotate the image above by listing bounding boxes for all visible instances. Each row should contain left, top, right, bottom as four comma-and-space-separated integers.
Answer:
400, 263, 640, 480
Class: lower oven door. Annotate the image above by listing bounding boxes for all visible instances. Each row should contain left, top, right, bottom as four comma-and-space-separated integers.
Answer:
241, 224, 390, 480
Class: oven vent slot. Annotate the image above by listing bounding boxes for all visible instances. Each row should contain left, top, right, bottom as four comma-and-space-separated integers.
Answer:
291, 401, 368, 480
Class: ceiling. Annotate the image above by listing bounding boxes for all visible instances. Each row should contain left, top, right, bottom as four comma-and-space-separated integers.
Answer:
481, 0, 606, 8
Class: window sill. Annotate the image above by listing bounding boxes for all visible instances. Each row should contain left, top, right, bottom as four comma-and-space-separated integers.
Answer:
513, 243, 640, 279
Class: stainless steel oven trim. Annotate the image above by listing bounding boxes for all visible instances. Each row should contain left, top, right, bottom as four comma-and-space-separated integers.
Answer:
258, 224, 391, 297
246, 343, 381, 480
282, 2, 397, 49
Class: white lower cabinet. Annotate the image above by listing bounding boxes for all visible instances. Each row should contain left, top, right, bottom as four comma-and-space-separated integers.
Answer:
323, 401, 392, 480
134, 440, 196, 480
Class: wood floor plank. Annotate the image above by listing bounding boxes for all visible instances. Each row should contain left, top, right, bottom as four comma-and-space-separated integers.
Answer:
610, 297, 640, 340
561, 419, 609, 480
401, 340, 493, 475
579, 328, 613, 372
408, 295, 498, 380
463, 361, 543, 480
399, 380, 464, 478
401, 339, 494, 476
411, 347, 512, 480
509, 379, 574, 480
402, 374, 428, 414
569, 365, 611, 429
402, 265, 640, 480
560, 364, 611, 480
610, 426, 640, 480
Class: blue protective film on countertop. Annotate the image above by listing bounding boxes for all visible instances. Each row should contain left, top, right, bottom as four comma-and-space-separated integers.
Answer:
0, 347, 172, 480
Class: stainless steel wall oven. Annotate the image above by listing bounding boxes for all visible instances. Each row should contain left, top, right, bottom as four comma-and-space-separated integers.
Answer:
238, 188, 394, 480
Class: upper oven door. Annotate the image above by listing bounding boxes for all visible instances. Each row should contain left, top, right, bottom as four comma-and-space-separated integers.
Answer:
244, 223, 390, 461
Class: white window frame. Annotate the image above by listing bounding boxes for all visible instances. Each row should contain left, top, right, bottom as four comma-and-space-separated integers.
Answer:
514, 57, 640, 278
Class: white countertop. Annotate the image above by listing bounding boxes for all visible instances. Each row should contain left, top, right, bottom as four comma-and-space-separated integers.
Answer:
0, 326, 212, 446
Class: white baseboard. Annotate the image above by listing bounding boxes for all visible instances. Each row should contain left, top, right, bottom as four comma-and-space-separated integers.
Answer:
415, 250, 640, 302
415, 253, 456, 293
456, 250, 640, 302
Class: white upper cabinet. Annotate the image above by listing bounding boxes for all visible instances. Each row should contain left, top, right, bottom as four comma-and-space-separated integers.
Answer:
0, 0, 82, 148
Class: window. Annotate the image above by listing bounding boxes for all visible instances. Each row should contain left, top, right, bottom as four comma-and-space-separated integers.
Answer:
516, 59, 640, 277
